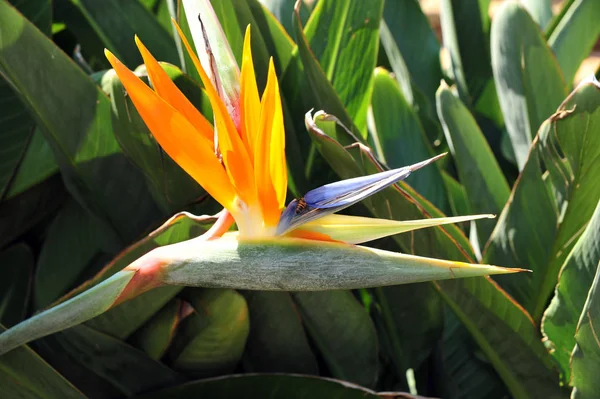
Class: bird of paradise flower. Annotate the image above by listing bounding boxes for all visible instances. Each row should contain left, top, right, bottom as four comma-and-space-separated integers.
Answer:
0, 12, 526, 356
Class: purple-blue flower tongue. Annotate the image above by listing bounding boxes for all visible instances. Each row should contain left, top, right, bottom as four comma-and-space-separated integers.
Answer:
276, 153, 446, 235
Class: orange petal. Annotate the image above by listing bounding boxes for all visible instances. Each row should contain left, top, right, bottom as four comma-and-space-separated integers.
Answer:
173, 19, 258, 209
255, 58, 287, 226
105, 49, 237, 212
135, 36, 214, 143
239, 26, 260, 162
287, 229, 339, 243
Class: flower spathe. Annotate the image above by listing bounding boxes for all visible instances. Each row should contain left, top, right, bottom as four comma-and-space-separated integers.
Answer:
106, 24, 285, 238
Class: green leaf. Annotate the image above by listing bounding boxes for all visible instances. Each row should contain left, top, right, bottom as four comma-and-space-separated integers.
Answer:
440, 0, 492, 103
129, 298, 184, 360
0, 1, 161, 243
4, 129, 58, 199
434, 277, 564, 399
0, 244, 33, 327
135, 374, 417, 399
374, 283, 443, 380
70, 0, 179, 68
0, 175, 67, 249
439, 311, 508, 399
548, 0, 600, 85
0, 325, 86, 399
369, 68, 448, 212
485, 78, 600, 320
0, 0, 52, 199
292, 3, 361, 137
570, 260, 600, 399
34, 199, 119, 310
38, 324, 183, 397
292, 291, 378, 388
491, 2, 568, 170
436, 85, 510, 245
306, 111, 561, 399
303, 0, 383, 134
86, 286, 182, 339
382, 0, 442, 107
167, 289, 249, 378
241, 291, 318, 374
521, 0, 553, 28
543, 201, 600, 382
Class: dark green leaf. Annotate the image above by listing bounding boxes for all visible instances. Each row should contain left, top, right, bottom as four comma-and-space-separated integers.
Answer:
543, 201, 600, 382
71, 0, 179, 68
34, 199, 119, 310
129, 299, 186, 360
374, 283, 443, 380
548, 0, 600, 85
485, 78, 600, 320
168, 289, 249, 378
0, 1, 161, 243
0, 175, 67, 249
38, 324, 183, 397
241, 291, 318, 374
135, 374, 417, 399
436, 85, 510, 245
382, 0, 442, 108
434, 277, 564, 399
0, 325, 86, 399
303, 0, 383, 134
570, 260, 600, 399
440, 0, 492, 103
0, 244, 33, 327
491, 2, 568, 169
369, 68, 448, 212
293, 291, 378, 388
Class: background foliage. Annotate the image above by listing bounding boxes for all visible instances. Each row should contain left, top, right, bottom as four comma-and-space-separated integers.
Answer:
0, 0, 599, 397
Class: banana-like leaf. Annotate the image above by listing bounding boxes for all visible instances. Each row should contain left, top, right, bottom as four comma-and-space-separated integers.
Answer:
548, 0, 600, 84
373, 283, 443, 382
0, 325, 85, 399
382, 0, 442, 108
70, 0, 179, 68
521, 0, 553, 28
241, 291, 318, 374
293, 291, 378, 388
0, 0, 53, 200
485, 77, 600, 320
369, 68, 448, 212
0, 244, 33, 327
436, 84, 510, 246
440, 0, 492, 103
129, 298, 186, 360
491, 2, 568, 170
0, 235, 521, 356
307, 110, 563, 398
167, 288, 249, 377
134, 374, 423, 399
0, 1, 161, 243
542, 200, 600, 382
34, 199, 119, 310
302, 0, 383, 134
570, 260, 600, 399
37, 324, 183, 398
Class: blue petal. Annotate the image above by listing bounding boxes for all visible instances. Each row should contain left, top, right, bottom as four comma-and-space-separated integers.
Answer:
276, 153, 446, 235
